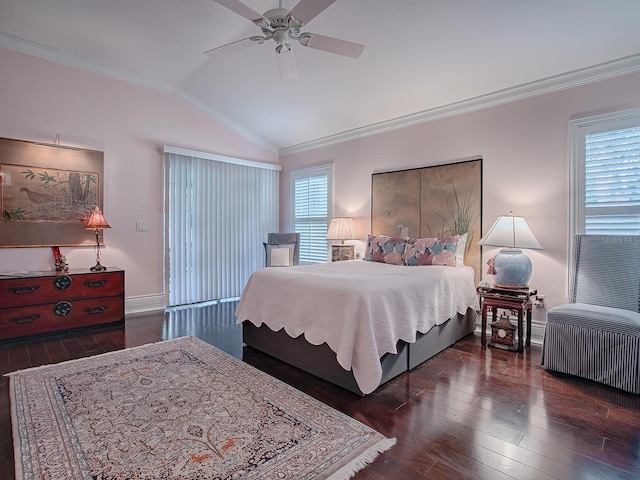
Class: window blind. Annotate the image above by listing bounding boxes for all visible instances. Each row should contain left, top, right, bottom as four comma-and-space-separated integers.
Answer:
165, 148, 280, 307
585, 126, 640, 234
292, 167, 331, 263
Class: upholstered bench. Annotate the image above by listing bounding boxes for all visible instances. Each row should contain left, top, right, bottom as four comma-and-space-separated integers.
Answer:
541, 235, 640, 394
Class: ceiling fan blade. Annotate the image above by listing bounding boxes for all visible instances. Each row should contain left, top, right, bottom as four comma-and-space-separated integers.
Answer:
204, 37, 258, 58
212, 0, 266, 24
299, 33, 364, 59
276, 49, 298, 80
289, 0, 336, 24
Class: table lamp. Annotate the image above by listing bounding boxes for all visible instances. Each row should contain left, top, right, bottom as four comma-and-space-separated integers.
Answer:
84, 206, 111, 271
477, 211, 542, 288
326, 216, 357, 261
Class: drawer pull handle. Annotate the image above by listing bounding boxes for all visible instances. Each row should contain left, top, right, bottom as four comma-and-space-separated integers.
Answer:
9, 285, 40, 294
54, 275, 72, 290
84, 280, 108, 288
84, 306, 109, 315
10, 314, 40, 324
54, 301, 72, 317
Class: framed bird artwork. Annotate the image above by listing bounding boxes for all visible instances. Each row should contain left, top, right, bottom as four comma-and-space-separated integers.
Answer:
0, 137, 104, 247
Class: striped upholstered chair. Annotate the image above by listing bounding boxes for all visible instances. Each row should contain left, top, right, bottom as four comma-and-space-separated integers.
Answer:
541, 235, 640, 393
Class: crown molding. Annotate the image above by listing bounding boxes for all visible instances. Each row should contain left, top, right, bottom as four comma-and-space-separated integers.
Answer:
171, 87, 278, 154
0, 33, 277, 154
3, 32, 639, 159
279, 53, 640, 156
0, 33, 173, 93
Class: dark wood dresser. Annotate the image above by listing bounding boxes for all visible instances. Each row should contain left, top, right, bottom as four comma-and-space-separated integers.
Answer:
0, 268, 124, 341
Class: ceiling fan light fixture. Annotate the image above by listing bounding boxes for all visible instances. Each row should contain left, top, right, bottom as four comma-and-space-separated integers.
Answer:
272, 30, 289, 46
250, 36, 267, 45
298, 33, 311, 47
252, 17, 271, 29
276, 43, 292, 54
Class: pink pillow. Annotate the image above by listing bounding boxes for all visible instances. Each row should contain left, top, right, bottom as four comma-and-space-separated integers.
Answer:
404, 236, 459, 266
363, 235, 407, 265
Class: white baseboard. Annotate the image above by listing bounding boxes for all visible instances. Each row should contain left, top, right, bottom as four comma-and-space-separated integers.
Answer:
125, 293, 165, 316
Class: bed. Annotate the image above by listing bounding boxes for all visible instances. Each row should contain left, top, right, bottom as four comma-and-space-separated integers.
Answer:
236, 259, 478, 395
237, 160, 482, 395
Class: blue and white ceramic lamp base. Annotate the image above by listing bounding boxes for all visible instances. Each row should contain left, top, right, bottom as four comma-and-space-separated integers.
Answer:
492, 249, 532, 288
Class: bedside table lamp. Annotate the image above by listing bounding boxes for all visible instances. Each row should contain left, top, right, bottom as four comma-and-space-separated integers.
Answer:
326, 216, 357, 261
84, 206, 111, 271
477, 211, 542, 288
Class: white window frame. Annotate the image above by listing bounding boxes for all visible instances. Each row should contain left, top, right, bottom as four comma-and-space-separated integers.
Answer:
568, 107, 640, 288
290, 164, 334, 264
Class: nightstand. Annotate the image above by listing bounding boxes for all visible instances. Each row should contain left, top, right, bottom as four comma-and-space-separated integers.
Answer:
477, 285, 534, 353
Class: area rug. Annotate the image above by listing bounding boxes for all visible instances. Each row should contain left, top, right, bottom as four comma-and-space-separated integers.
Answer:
8, 336, 395, 479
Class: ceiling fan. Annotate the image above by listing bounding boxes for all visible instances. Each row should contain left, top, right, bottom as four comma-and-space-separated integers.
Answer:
205, 0, 365, 79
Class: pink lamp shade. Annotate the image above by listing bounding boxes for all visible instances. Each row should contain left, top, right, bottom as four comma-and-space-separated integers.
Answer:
84, 206, 111, 271
84, 206, 111, 231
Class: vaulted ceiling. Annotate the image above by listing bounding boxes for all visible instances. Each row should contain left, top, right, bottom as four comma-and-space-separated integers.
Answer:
2, 0, 640, 154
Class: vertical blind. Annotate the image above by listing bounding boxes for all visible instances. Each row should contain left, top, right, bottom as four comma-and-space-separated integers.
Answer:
165, 148, 279, 307
585, 126, 640, 234
293, 167, 330, 263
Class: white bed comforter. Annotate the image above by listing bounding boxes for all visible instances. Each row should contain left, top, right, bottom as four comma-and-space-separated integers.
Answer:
235, 260, 479, 394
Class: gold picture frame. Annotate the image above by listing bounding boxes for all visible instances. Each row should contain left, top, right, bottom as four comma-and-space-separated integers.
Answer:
0, 137, 104, 247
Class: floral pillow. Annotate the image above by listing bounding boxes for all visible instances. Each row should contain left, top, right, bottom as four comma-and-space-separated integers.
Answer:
363, 235, 407, 265
404, 235, 460, 266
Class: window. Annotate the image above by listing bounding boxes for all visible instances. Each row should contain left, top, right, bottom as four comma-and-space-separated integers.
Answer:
569, 108, 640, 238
291, 165, 333, 263
165, 146, 280, 306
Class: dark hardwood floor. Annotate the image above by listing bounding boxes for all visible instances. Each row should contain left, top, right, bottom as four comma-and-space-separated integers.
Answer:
1, 301, 639, 479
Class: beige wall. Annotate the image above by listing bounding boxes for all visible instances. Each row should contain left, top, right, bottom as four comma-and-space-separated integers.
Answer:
0, 48, 277, 309
279, 71, 640, 323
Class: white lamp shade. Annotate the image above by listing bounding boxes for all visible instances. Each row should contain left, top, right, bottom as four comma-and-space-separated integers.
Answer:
326, 217, 357, 240
477, 212, 542, 250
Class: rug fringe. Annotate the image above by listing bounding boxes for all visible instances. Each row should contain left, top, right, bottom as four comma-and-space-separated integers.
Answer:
328, 437, 397, 480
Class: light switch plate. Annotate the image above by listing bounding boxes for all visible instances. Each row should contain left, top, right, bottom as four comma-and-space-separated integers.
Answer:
136, 221, 147, 232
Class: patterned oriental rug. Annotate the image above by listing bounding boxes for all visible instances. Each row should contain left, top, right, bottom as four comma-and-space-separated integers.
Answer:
8, 336, 395, 480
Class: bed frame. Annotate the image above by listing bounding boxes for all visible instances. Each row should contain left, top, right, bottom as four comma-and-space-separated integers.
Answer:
243, 160, 481, 395
242, 307, 477, 395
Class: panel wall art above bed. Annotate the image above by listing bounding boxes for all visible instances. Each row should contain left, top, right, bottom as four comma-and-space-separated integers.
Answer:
371, 158, 482, 283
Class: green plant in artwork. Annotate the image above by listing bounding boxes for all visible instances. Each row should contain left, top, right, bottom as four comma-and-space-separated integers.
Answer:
427, 183, 479, 254
77, 173, 97, 203
2, 208, 27, 220
38, 171, 56, 186
446, 184, 478, 235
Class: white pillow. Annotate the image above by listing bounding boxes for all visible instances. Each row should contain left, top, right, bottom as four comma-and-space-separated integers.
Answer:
266, 244, 294, 267
456, 233, 467, 266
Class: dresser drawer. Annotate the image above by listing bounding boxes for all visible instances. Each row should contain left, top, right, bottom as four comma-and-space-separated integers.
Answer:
0, 271, 123, 308
0, 296, 124, 339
